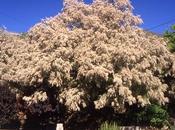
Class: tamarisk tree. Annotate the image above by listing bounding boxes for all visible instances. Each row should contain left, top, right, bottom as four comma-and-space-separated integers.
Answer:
0, 0, 175, 123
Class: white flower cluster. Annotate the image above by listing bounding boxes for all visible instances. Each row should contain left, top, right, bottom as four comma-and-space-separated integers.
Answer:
0, 0, 175, 114
22, 91, 53, 114
59, 88, 88, 111
23, 91, 47, 104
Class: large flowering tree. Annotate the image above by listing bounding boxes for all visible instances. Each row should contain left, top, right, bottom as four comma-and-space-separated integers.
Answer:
1, 0, 175, 125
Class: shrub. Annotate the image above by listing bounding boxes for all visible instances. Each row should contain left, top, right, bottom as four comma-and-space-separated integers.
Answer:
164, 25, 175, 52
147, 104, 169, 128
127, 104, 170, 128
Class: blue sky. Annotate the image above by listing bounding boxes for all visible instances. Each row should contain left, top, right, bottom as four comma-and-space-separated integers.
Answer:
0, 0, 175, 34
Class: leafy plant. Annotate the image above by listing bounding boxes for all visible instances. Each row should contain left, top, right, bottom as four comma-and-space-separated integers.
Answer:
99, 122, 119, 130
164, 25, 175, 52
126, 104, 170, 128
147, 104, 169, 128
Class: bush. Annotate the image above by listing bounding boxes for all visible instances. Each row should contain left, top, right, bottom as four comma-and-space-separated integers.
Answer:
127, 104, 169, 128
99, 122, 119, 130
147, 104, 169, 128
164, 25, 175, 52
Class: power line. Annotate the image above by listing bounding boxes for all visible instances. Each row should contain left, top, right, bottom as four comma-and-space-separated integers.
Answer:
145, 18, 175, 31
0, 9, 175, 32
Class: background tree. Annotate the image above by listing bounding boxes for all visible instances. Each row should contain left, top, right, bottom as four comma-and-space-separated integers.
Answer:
164, 25, 175, 52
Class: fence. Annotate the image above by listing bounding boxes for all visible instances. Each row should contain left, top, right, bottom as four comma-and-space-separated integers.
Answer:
0, 125, 160, 130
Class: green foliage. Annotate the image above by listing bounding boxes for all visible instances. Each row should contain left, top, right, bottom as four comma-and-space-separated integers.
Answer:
147, 104, 169, 128
20, 32, 28, 39
164, 25, 175, 52
126, 104, 170, 128
99, 122, 119, 130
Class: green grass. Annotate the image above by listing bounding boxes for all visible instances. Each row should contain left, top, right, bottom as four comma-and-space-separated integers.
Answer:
99, 121, 119, 130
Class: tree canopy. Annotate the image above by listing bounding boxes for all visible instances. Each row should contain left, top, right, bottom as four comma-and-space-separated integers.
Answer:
0, 0, 175, 119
